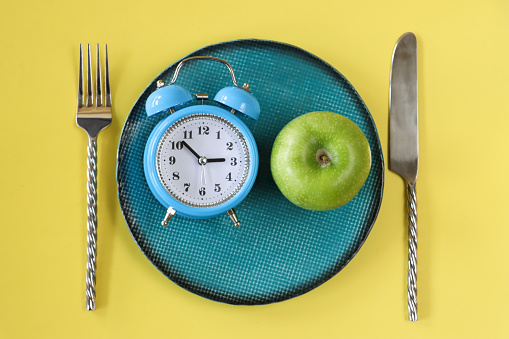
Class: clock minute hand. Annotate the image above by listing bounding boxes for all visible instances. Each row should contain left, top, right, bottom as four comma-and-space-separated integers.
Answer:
181, 140, 200, 159
181, 141, 224, 163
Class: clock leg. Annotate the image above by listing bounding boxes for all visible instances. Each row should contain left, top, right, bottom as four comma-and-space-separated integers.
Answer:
227, 208, 241, 227
161, 206, 176, 227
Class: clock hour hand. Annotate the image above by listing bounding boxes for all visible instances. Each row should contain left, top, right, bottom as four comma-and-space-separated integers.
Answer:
207, 158, 226, 163
181, 140, 200, 159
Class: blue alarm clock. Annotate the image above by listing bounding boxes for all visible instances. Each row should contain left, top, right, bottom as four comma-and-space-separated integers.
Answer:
144, 56, 260, 227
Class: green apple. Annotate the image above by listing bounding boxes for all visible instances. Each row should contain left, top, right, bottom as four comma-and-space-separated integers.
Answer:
270, 111, 371, 211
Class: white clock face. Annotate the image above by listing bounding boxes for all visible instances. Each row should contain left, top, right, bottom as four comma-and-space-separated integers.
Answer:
156, 113, 250, 207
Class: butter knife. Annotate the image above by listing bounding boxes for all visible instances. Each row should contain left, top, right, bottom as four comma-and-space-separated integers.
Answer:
389, 32, 419, 321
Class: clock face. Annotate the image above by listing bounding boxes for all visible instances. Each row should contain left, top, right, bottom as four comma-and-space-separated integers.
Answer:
156, 113, 250, 208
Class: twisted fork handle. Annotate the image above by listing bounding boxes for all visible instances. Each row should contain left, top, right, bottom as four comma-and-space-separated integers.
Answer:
85, 136, 97, 311
407, 182, 417, 321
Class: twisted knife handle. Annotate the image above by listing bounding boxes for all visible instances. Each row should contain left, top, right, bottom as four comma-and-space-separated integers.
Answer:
85, 136, 97, 311
407, 182, 418, 321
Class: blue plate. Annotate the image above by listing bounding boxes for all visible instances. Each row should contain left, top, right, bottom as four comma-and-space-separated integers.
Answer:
117, 39, 384, 305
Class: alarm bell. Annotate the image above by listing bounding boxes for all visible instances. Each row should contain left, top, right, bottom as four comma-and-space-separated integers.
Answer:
145, 83, 192, 117
145, 56, 260, 120
214, 85, 260, 120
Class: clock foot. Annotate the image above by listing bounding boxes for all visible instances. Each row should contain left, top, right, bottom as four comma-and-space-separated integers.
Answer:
227, 209, 241, 227
161, 206, 176, 227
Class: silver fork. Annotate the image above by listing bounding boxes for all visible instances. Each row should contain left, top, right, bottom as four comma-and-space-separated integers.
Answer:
76, 44, 112, 311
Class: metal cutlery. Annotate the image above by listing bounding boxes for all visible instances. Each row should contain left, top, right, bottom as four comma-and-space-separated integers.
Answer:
389, 32, 419, 321
76, 44, 112, 311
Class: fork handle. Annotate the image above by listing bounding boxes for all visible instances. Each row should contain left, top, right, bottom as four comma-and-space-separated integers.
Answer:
407, 182, 417, 321
85, 136, 97, 311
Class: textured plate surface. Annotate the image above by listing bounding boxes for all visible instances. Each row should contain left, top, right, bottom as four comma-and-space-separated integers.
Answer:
117, 39, 384, 305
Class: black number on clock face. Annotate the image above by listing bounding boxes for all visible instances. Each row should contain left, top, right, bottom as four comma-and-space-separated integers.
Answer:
170, 141, 183, 150
199, 187, 206, 196
198, 126, 209, 135
183, 130, 193, 139
226, 142, 233, 150
168, 156, 176, 165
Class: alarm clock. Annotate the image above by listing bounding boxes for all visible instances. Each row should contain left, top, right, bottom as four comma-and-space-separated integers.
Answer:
143, 56, 260, 227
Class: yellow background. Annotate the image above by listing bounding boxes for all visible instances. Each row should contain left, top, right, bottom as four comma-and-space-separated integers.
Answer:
1, 0, 508, 338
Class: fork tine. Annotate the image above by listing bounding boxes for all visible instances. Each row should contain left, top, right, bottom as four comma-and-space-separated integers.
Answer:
86, 44, 93, 107
104, 44, 111, 107
96, 44, 102, 107
78, 44, 84, 108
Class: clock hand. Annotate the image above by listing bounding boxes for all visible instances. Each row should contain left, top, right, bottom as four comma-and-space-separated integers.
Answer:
200, 162, 206, 186
181, 140, 200, 159
207, 158, 226, 163
182, 140, 224, 164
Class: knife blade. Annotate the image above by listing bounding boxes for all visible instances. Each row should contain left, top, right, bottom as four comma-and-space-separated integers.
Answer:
389, 32, 419, 321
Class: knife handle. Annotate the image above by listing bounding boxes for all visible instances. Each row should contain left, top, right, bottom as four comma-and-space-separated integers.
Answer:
407, 182, 418, 321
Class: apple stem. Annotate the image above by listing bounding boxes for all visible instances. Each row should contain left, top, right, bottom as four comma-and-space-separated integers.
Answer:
320, 155, 330, 164
316, 148, 332, 168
